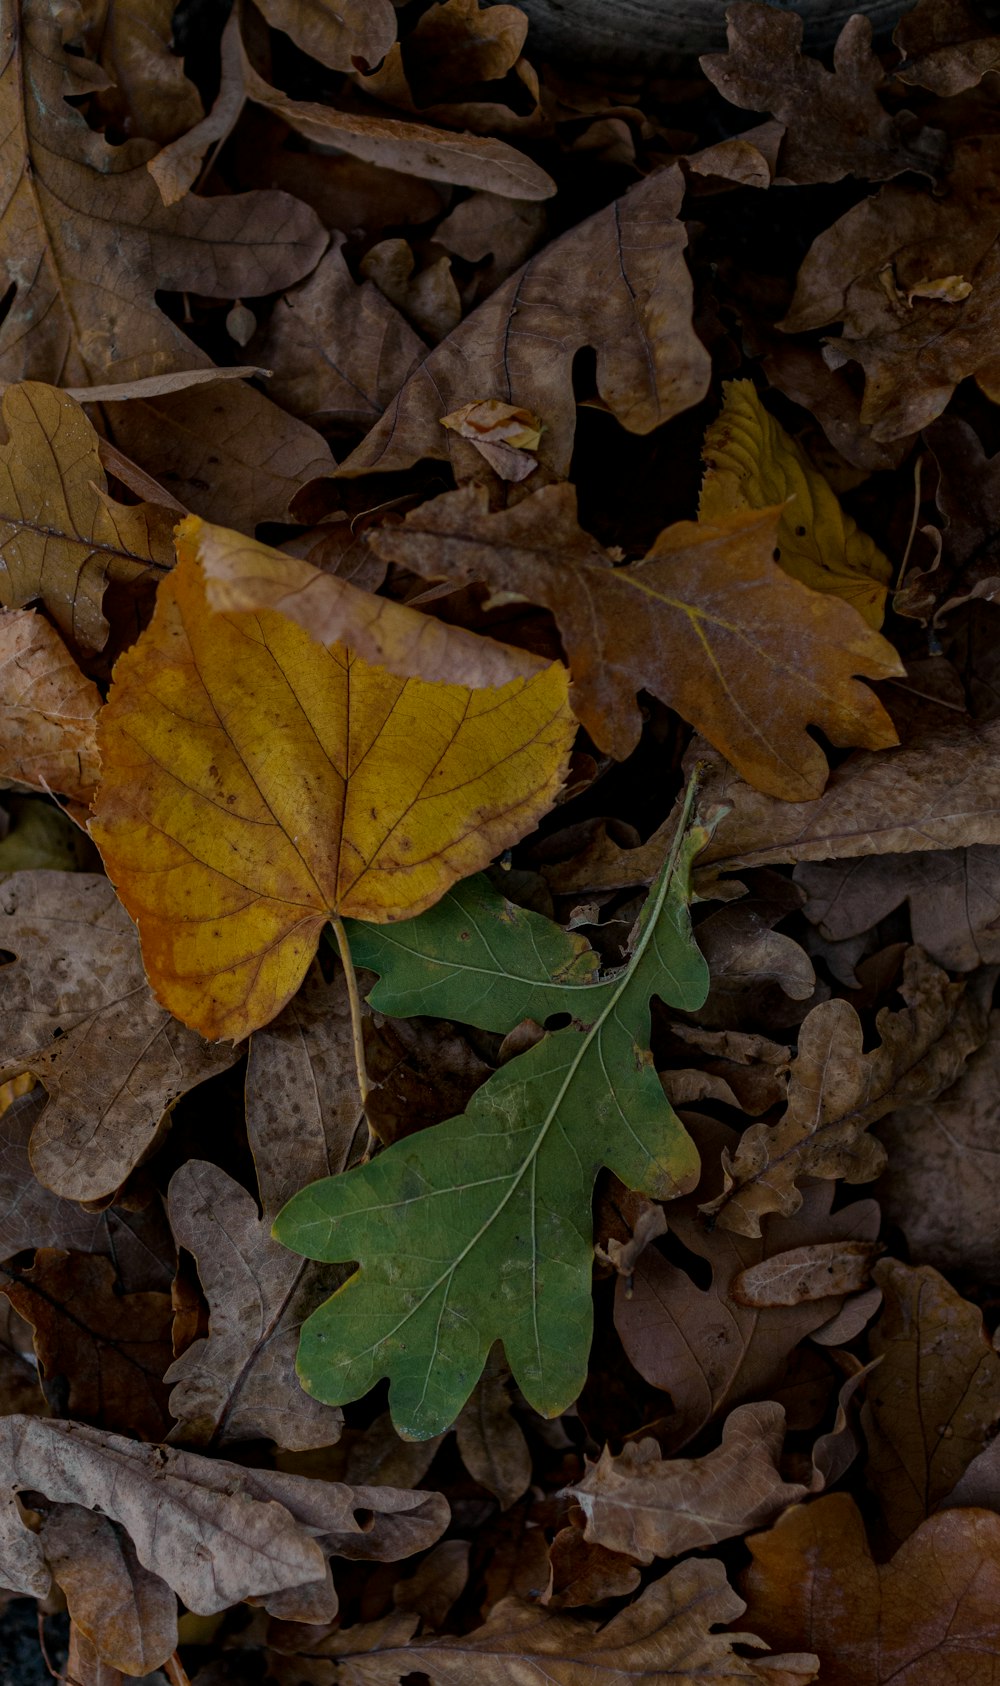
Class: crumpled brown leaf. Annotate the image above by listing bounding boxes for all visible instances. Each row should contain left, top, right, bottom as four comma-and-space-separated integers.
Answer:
0, 873, 238, 1202
0, 608, 101, 808
0, 384, 174, 652
615, 1117, 880, 1448
254, 0, 396, 72
369, 484, 901, 798
0, 1414, 448, 1621
165, 1159, 346, 1451
1, 0, 325, 389
894, 0, 1000, 97
701, 949, 993, 1237
0, 1249, 173, 1439
340, 164, 711, 485
875, 1009, 1000, 1278
73, 0, 203, 143
862, 1260, 1000, 1546
742, 1492, 1000, 1685
40, 1504, 178, 1677
318, 1558, 818, 1683
567, 1402, 807, 1566
700, 3, 943, 186
256, 237, 425, 432
796, 846, 1000, 973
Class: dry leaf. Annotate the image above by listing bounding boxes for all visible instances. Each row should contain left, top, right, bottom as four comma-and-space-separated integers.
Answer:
0, 383, 174, 650
165, 1159, 346, 1451
875, 1010, 1000, 1277
699, 381, 892, 628
328, 1557, 817, 1683
568, 1403, 807, 1565
742, 1492, 1000, 1684
91, 520, 574, 1040
340, 164, 710, 484
701, 949, 992, 1237
254, 0, 396, 72
73, 0, 203, 143
732, 1242, 879, 1308
0, 872, 239, 1201
40, 1504, 177, 1677
700, 3, 943, 185
0, 609, 101, 807
394, 1539, 471, 1630
615, 1118, 880, 1448
255, 238, 425, 432
454, 1347, 532, 1510
894, 0, 1000, 97
360, 239, 462, 344
0, 1, 326, 390
440, 398, 543, 481
863, 1260, 1000, 1545
0, 1414, 448, 1618
370, 483, 901, 799
0, 1249, 173, 1439
797, 846, 1000, 972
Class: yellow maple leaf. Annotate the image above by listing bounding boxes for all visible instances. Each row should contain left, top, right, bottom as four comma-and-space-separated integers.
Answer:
699, 380, 892, 628
90, 521, 574, 1042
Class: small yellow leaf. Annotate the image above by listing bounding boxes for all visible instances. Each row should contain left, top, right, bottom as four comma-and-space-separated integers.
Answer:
906, 274, 973, 305
90, 523, 574, 1042
440, 399, 544, 453
699, 379, 892, 628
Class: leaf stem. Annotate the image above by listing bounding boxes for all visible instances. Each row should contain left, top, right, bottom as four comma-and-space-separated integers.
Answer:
330, 916, 378, 1159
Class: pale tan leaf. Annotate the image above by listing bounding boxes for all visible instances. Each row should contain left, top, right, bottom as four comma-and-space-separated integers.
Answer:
732, 1243, 880, 1308
0, 610, 100, 805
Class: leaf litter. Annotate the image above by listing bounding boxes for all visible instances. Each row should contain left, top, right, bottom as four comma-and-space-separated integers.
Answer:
4, 0, 1000, 1680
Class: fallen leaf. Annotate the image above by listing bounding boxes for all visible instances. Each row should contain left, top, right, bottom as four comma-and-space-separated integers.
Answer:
0, 1087, 174, 1286
434, 188, 547, 304
440, 398, 543, 481
73, 0, 203, 143
875, 1010, 1000, 1277
797, 846, 1000, 972
546, 1527, 642, 1608
51, 364, 270, 404
0, 1414, 448, 1618
615, 1124, 880, 1448
701, 949, 992, 1237
894, 0, 1000, 96
275, 812, 710, 1438
899, 417, 1000, 621
659, 1025, 790, 1117
165, 1160, 346, 1451
732, 1242, 879, 1308
91, 519, 574, 1041
254, 0, 396, 72
321, 1558, 818, 1683
0, 1, 326, 390
863, 1260, 1000, 1545
339, 164, 711, 484
699, 381, 892, 627
40, 1504, 177, 1677
454, 1347, 532, 1510
254, 238, 425, 432
0, 383, 174, 650
394, 1538, 471, 1631
568, 1402, 806, 1565
369, 484, 902, 799
0, 872, 239, 1202
742, 1492, 1000, 1684
362, 0, 529, 110
0, 1249, 173, 1439
700, 3, 943, 185
360, 238, 462, 343
691, 899, 817, 1030
0, 609, 101, 808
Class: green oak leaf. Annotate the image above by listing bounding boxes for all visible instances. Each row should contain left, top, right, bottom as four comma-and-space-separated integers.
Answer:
275, 807, 710, 1440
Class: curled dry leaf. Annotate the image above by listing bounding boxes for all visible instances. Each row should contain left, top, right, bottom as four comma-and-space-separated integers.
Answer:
742, 1492, 1000, 1685
325, 1558, 818, 1684
863, 1260, 1000, 1545
440, 397, 544, 481
165, 1159, 346, 1451
0, 873, 238, 1202
73, 0, 203, 144
91, 519, 574, 1041
546, 1527, 642, 1609
615, 1118, 881, 1448
40, 1504, 178, 1678
700, 3, 943, 185
0, 1414, 448, 1619
568, 1402, 807, 1566
699, 381, 892, 628
875, 1010, 1000, 1277
0, 609, 101, 809
0, 1248, 173, 1440
255, 237, 426, 432
732, 1242, 880, 1308
370, 484, 902, 799
894, 0, 1000, 96
701, 949, 993, 1237
339, 164, 711, 484
0, 384, 174, 651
